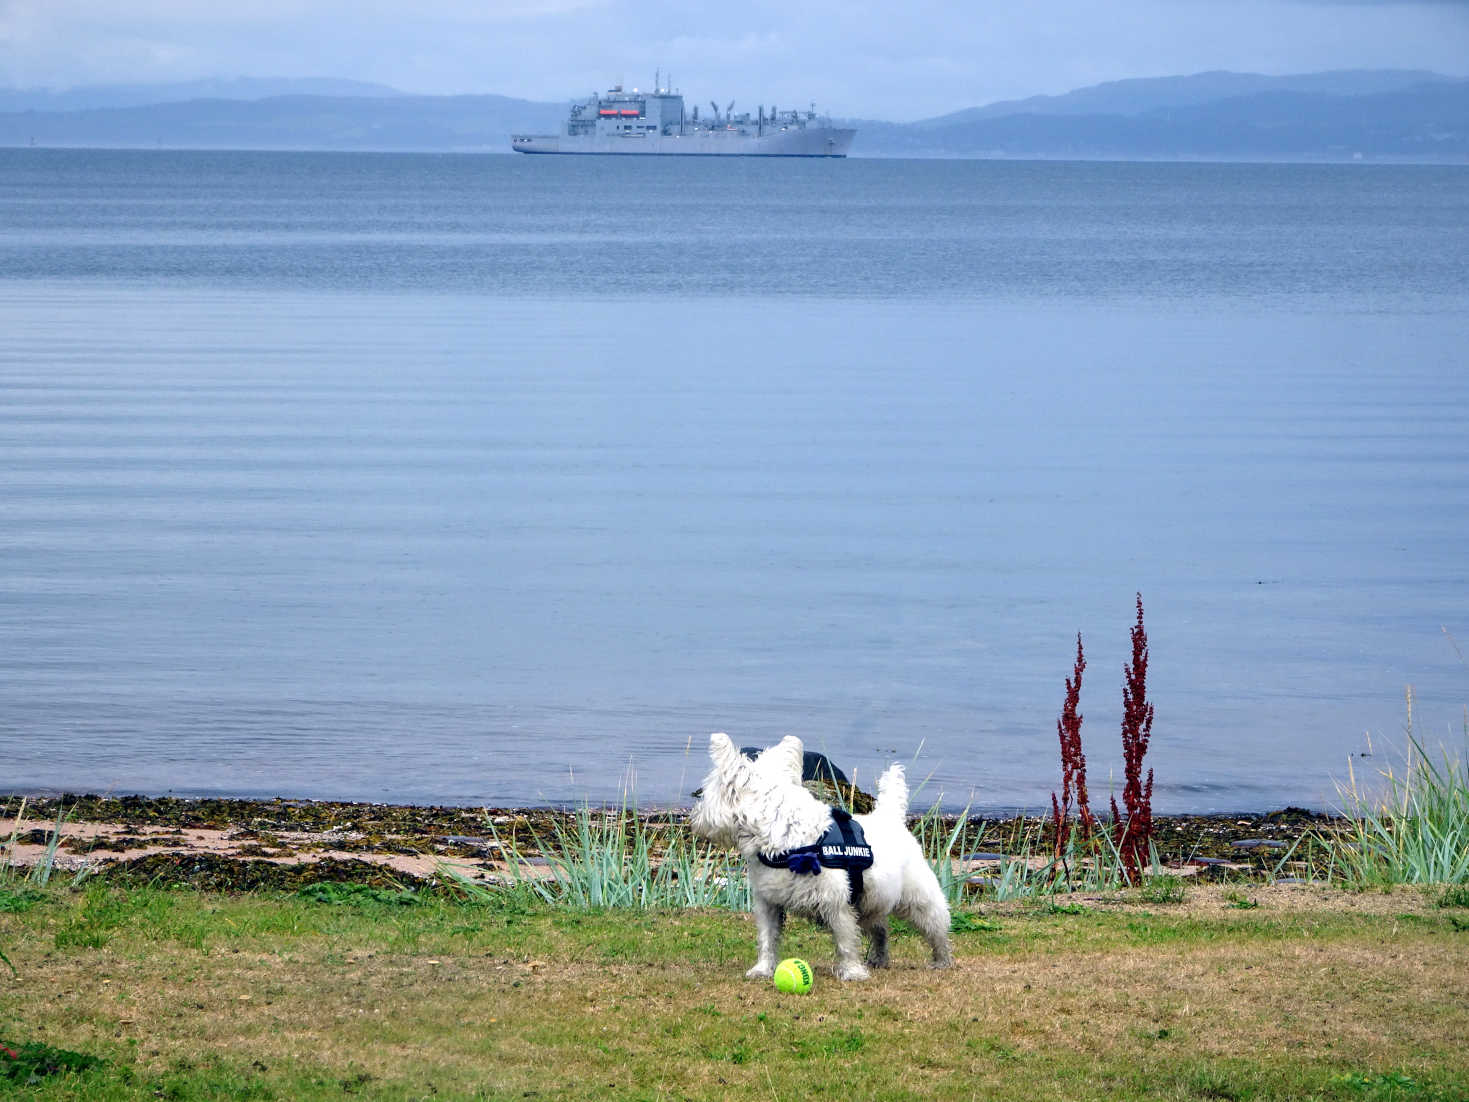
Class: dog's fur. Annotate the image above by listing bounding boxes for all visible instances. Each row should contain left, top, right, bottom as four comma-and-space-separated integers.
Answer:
691, 732, 952, 981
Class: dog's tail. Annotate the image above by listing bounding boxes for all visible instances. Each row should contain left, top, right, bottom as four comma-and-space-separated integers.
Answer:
873, 762, 910, 819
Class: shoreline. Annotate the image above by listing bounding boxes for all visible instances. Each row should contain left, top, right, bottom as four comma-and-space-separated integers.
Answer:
3, 791, 1333, 891
0, 787, 1334, 821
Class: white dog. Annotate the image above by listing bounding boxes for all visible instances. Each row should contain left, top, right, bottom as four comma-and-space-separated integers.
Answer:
691, 732, 952, 981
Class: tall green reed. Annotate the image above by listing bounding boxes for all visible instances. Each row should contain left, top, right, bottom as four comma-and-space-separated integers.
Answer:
442, 803, 748, 911
912, 802, 972, 906
2, 798, 75, 888
1322, 717, 1469, 887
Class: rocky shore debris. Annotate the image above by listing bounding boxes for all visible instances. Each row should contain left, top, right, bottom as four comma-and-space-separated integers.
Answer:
438, 835, 501, 855
3, 794, 1336, 892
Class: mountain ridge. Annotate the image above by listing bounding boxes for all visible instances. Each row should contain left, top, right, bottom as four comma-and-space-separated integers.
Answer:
0, 77, 405, 114
913, 68, 1457, 127
851, 79, 1469, 157
1, 70, 1465, 159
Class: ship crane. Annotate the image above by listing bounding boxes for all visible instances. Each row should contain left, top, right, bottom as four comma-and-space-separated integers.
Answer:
710, 101, 720, 122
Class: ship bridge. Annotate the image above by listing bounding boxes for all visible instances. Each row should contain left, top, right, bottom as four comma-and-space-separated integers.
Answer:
567, 84, 685, 139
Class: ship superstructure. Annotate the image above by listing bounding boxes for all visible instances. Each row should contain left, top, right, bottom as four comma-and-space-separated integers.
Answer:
511, 79, 854, 157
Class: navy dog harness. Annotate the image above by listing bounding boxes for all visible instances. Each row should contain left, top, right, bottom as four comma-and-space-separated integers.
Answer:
757, 809, 874, 907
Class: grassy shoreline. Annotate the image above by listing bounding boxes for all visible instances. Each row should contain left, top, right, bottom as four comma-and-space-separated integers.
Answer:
3, 879, 1467, 1100
5, 785, 1469, 1099
3, 793, 1333, 891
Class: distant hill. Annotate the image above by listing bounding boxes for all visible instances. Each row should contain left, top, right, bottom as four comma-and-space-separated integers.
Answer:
856, 78, 1469, 158
0, 93, 565, 152
1, 70, 1465, 158
0, 77, 404, 114
914, 69, 1457, 127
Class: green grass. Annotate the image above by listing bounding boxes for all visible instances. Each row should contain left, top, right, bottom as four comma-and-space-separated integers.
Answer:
1436, 886, 1469, 909
295, 882, 425, 907
1, 1040, 104, 1086
2, 881, 1466, 1101
1138, 873, 1186, 905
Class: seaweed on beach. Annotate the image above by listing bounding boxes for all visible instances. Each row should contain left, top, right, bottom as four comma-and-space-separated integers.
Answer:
10, 789, 1343, 895
19, 794, 494, 837
101, 853, 418, 892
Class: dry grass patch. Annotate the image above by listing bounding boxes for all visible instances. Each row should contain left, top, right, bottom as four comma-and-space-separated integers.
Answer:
2, 884, 1466, 1100
1008, 881, 1447, 919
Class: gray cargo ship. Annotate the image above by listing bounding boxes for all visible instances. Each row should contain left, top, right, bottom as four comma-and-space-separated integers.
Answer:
512, 78, 854, 157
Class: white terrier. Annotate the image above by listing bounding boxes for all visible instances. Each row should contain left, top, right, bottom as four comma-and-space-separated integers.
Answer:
691, 732, 953, 981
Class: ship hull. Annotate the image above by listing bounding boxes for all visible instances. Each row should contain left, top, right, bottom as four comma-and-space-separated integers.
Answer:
512, 127, 855, 157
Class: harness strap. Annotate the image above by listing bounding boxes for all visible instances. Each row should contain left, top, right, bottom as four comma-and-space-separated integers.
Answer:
758, 845, 823, 875
756, 809, 872, 907
829, 809, 868, 908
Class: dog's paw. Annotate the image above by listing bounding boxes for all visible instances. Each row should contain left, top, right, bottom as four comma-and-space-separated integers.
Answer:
835, 963, 871, 982
928, 957, 954, 970
745, 963, 775, 980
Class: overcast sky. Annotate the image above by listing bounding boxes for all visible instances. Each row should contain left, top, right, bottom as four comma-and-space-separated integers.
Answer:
2, 0, 1466, 120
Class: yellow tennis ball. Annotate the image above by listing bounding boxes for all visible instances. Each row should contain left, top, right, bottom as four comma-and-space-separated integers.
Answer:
773, 958, 813, 994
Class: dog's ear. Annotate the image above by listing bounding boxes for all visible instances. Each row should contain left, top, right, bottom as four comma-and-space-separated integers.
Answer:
708, 732, 741, 771
760, 735, 805, 783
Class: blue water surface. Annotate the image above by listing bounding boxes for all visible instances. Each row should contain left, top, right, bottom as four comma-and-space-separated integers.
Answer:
2, 150, 1467, 811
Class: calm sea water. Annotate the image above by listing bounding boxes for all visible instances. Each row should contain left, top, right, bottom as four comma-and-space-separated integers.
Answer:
3, 149, 1467, 812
